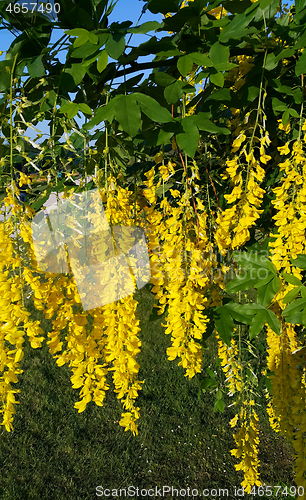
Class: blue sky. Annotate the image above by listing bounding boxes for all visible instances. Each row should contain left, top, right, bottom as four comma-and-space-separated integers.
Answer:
0, 0, 162, 53
0, 0, 163, 143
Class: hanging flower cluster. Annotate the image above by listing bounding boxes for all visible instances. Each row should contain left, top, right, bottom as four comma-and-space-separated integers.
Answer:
266, 323, 306, 491
0, 221, 25, 432
19, 176, 146, 435
215, 126, 267, 255
216, 331, 242, 395
142, 163, 212, 379
230, 402, 261, 493
269, 134, 306, 274
217, 329, 262, 490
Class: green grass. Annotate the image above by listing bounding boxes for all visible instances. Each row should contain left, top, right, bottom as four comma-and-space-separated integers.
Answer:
0, 286, 296, 500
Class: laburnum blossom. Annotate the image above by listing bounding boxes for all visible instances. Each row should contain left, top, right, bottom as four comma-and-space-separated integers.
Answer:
215, 123, 267, 254
266, 323, 306, 491
0, 218, 30, 432
231, 403, 261, 493
270, 137, 306, 273
143, 164, 212, 379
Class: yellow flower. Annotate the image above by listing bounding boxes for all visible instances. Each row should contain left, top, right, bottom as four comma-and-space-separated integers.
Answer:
277, 142, 290, 155
277, 118, 291, 133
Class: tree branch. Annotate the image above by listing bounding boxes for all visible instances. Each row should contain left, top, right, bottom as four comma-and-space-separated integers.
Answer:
95, 47, 277, 88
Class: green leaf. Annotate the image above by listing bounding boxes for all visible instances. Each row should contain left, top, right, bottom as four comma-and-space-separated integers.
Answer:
224, 302, 264, 324
106, 32, 125, 60
264, 52, 278, 71
191, 52, 213, 67
78, 103, 92, 115
296, 0, 306, 13
257, 279, 276, 307
0, 69, 10, 93
288, 108, 299, 117
209, 41, 230, 66
266, 309, 280, 335
176, 117, 200, 158
256, 0, 279, 19
115, 95, 141, 137
252, 272, 275, 288
201, 378, 218, 390
296, 50, 306, 77
225, 272, 257, 293
60, 102, 79, 119
219, 8, 256, 43
154, 72, 176, 87
195, 70, 209, 84
64, 64, 86, 87
274, 48, 295, 62
213, 399, 225, 413
27, 55, 45, 78
249, 309, 267, 340
295, 29, 306, 50
282, 286, 301, 304
284, 311, 303, 324
214, 62, 238, 71
207, 368, 216, 379
134, 93, 174, 123
148, 0, 180, 14
282, 109, 289, 127
272, 78, 294, 96
271, 275, 281, 294
282, 273, 303, 286
74, 33, 90, 48
81, 54, 100, 67
177, 55, 193, 77
276, 12, 290, 25
291, 254, 306, 270
127, 21, 161, 33
191, 114, 230, 134
71, 36, 108, 59
208, 88, 232, 101
83, 96, 120, 130
164, 80, 184, 105
88, 32, 99, 44
97, 50, 108, 72
67, 28, 88, 37
282, 298, 306, 320
260, 0, 275, 9
216, 389, 223, 400
272, 97, 288, 113
210, 71, 224, 88
214, 306, 234, 346
156, 128, 175, 146
302, 306, 306, 326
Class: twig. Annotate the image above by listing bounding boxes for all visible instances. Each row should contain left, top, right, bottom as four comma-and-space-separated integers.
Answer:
174, 138, 200, 249
197, 150, 222, 210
